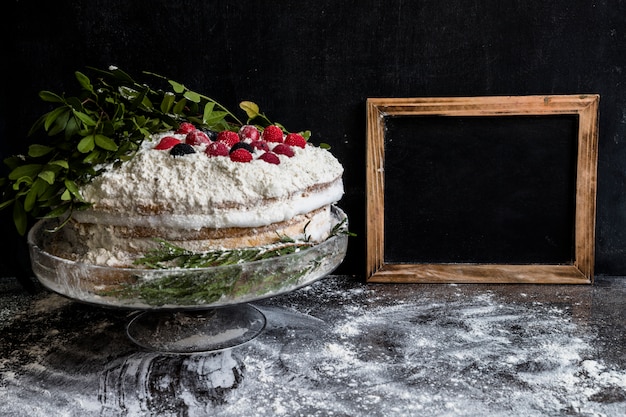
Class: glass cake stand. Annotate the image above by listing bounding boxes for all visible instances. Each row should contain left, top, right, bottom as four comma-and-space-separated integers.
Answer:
28, 207, 348, 354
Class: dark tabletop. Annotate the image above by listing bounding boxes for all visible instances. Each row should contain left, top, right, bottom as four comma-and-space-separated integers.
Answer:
1, 275, 626, 416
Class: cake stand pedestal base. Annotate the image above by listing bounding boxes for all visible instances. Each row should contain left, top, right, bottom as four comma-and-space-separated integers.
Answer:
126, 304, 266, 354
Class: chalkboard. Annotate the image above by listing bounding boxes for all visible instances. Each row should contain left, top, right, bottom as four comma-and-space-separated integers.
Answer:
366, 95, 599, 284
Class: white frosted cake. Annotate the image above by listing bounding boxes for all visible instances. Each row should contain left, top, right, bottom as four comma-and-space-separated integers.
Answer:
58, 123, 344, 267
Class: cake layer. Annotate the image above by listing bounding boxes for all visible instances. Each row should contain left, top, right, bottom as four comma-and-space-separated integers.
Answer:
55, 205, 339, 267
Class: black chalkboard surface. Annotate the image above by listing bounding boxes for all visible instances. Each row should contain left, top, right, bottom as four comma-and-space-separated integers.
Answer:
366, 95, 599, 284
384, 114, 579, 264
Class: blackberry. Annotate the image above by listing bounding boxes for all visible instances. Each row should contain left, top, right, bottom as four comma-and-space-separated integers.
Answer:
202, 129, 219, 141
229, 142, 255, 154
169, 143, 196, 157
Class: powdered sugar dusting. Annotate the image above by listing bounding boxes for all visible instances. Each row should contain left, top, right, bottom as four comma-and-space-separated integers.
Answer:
1, 277, 626, 416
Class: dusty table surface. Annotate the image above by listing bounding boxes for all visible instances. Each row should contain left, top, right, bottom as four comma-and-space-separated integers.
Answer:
1, 274, 626, 416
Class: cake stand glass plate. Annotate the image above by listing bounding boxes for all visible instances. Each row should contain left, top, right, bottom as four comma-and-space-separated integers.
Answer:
28, 207, 348, 353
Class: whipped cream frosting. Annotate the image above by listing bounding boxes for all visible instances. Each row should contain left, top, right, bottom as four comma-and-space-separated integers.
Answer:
74, 133, 344, 229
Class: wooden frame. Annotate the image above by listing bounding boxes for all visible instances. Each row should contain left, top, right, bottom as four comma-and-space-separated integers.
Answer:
366, 95, 599, 284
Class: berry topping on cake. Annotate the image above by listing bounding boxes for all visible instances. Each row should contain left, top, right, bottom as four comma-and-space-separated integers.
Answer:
185, 130, 211, 146
155, 136, 182, 150
285, 133, 307, 148
262, 125, 284, 143
205, 141, 229, 157
259, 152, 281, 165
170, 143, 196, 156
217, 131, 241, 147
176, 122, 197, 134
272, 143, 295, 157
202, 129, 219, 141
229, 148, 253, 163
239, 125, 261, 141
230, 142, 255, 154
250, 140, 270, 152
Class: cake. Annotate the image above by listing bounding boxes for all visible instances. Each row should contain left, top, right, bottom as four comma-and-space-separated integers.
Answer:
60, 122, 344, 267
3, 67, 348, 306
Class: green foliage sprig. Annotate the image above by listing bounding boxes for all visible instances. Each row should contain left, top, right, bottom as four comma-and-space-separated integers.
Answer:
0, 66, 289, 235
133, 217, 352, 270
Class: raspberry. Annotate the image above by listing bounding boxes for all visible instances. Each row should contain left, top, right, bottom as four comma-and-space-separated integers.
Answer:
217, 131, 241, 147
284, 133, 306, 148
170, 143, 196, 157
272, 143, 295, 157
229, 148, 253, 163
250, 140, 270, 152
262, 125, 284, 143
205, 141, 229, 157
259, 152, 280, 165
239, 125, 260, 141
185, 130, 211, 146
175, 122, 196, 134
154, 136, 181, 150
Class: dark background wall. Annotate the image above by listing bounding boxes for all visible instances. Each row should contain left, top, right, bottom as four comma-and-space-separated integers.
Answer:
2, 0, 626, 279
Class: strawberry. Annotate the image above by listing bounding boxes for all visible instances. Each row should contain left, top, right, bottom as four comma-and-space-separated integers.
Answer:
284, 133, 306, 148
205, 141, 229, 157
272, 143, 295, 157
259, 152, 280, 165
176, 122, 196, 134
185, 130, 211, 146
155, 136, 181, 150
239, 125, 260, 141
262, 125, 284, 143
217, 131, 241, 147
229, 148, 253, 163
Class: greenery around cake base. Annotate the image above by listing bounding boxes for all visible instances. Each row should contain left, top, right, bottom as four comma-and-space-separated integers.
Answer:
96, 219, 350, 307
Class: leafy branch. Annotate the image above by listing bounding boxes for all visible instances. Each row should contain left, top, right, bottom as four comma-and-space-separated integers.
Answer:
133, 217, 353, 270
0, 66, 269, 235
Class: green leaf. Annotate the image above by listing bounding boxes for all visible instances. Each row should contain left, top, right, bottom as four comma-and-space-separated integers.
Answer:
43, 202, 72, 219
28, 144, 54, 158
49, 160, 69, 169
168, 80, 185, 94
202, 102, 215, 124
13, 176, 33, 191
204, 110, 228, 126
82, 149, 100, 163
0, 197, 14, 210
240, 101, 260, 119
77, 135, 95, 153
172, 98, 187, 115
48, 109, 71, 136
44, 107, 70, 131
8, 164, 41, 181
39, 90, 64, 103
13, 202, 27, 236
24, 178, 46, 211
183, 91, 201, 103
37, 170, 55, 185
160, 93, 175, 113
95, 134, 118, 151
75, 71, 93, 93
73, 110, 97, 127
64, 179, 83, 201
64, 116, 79, 139
61, 189, 71, 201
